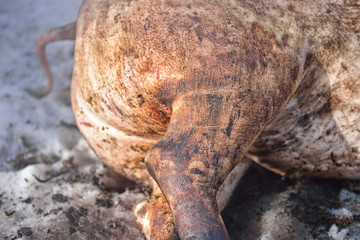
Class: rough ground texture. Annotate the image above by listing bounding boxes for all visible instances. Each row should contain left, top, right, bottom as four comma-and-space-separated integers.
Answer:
0, 1, 359, 239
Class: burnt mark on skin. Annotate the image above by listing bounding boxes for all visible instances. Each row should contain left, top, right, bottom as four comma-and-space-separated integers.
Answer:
131, 144, 149, 153
137, 94, 145, 106
212, 154, 220, 168
113, 13, 122, 23
290, 65, 299, 81
325, 128, 332, 136
190, 168, 206, 176
331, 152, 341, 167
106, 96, 125, 117
86, 96, 93, 104
188, 15, 200, 24
296, 114, 310, 126
144, 17, 150, 31
159, 110, 170, 124
194, 25, 204, 42
206, 94, 223, 126
216, 50, 237, 68
269, 140, 287, 150
225, 111, 239, 137
225, 117, 234, 137
244, 54, 258, 71
304, 53, 314, 71
154, 136, 188, 168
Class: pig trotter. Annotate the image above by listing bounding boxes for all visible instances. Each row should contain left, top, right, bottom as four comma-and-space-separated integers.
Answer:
134, 185, 180, 240
144, 95, 265, 239
28, 22, 76, 98
134, 159, 251, 239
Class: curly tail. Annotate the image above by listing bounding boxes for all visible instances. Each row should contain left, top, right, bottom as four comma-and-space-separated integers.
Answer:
28, 22, 76, 98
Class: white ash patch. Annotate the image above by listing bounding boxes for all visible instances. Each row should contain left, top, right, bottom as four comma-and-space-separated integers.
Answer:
259, 232, 275, 240
339, 188, 358, 202
329, 208, 353, 219
327, 224, 349, 240
338, 188, 360, 217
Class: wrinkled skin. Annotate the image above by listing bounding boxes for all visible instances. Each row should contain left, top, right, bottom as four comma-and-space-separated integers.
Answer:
36, 0, 359, 239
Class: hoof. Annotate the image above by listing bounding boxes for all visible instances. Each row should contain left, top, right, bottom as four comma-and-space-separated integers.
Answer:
134, 188, 179, 240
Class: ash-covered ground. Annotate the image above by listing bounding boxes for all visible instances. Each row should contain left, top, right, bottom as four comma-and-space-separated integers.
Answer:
0, 1, 359, 239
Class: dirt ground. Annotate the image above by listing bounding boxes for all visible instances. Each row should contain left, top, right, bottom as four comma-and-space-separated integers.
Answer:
0, 1, 359, 239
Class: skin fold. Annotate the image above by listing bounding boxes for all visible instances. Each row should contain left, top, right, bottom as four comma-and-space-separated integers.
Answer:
35, 0, 359, 239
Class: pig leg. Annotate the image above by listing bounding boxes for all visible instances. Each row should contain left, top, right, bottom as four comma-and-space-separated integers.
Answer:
145, 93, 275, 240
216, 156, 252, 211
134, 157, 251, 240
28, 22, 76, 98
134, 183, 179, 240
